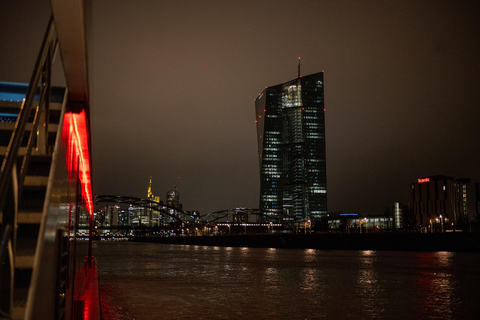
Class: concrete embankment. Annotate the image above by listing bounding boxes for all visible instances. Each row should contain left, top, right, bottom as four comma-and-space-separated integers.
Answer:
132, 233, 480, 252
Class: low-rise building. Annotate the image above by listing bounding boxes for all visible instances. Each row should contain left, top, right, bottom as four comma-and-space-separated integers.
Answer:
408, 175, 479, 232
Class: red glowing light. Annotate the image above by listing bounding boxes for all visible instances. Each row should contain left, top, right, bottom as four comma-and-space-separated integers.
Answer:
323, 108, 326, 111
418, 177, 430, 183
64, 110, 93, 215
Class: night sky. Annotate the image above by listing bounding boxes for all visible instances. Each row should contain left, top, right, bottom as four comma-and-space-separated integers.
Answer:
1, 0, 479, 215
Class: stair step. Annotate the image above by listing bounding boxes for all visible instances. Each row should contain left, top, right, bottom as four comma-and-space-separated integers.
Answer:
23, 175, 49, 187
15, 255, 35, 269
0, 211, 42, 224
11, 301, 26, 320
19, 211, 43, 224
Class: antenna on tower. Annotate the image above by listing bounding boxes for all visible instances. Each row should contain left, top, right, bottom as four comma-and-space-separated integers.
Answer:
298, 57, 301, 78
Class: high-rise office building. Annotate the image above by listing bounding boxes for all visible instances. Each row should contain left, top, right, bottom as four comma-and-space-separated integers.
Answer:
146, 176, 160, 226
255, 71, 327, 221
166, 185, 182, 213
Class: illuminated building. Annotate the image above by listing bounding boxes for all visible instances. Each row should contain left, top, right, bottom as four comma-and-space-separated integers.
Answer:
392, 202, 410, 229
254, 70, 327, 221
327, 213, 393, 231
145, 176, 160, 226
147, 175, 160, 203
408, 175, 479, 231
166, 185, 182, 212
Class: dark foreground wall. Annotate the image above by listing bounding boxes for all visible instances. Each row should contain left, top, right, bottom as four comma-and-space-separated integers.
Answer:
132, 233, 480, 252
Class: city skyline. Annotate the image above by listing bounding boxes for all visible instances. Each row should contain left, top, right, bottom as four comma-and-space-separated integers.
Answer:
1, 0, 479, 215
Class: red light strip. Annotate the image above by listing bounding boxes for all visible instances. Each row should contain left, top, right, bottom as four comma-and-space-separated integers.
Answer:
65, 110, 93, 214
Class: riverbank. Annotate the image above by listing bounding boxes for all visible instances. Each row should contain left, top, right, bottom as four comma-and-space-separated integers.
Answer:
131, 232, 480, 252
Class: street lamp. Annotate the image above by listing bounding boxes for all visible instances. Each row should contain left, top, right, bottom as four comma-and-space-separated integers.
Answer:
359, 218, 367, 234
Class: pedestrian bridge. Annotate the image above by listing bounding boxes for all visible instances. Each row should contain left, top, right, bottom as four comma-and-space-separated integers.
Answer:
93, 195, 296, 237
94, 194, 269, 225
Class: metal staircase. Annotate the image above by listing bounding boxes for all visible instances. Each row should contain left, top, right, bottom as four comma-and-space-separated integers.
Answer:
1, 1, 96, 319
0, 94, 65, 319
0, 17, 66, 320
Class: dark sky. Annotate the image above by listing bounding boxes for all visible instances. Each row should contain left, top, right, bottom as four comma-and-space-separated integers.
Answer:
1, 0, 480, 215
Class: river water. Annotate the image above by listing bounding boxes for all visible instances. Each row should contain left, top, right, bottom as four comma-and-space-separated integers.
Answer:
94, 241, 480, 320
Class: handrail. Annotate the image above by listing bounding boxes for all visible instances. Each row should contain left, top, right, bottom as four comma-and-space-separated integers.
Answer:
0, 224, 13, 319
0, 16, 55, 208
0, 16, 57, 319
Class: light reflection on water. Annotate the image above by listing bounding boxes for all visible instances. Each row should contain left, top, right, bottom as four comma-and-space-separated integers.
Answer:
95, 242, 480, 320
413, 251, 458, 319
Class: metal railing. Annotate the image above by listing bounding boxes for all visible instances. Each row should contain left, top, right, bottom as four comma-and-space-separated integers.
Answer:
0, 16, 58, 318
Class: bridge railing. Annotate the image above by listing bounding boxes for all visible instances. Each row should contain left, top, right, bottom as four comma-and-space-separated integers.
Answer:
95, 194, 194, 224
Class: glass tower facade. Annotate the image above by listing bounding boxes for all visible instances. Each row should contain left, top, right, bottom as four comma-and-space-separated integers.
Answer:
255, 72, 327, 222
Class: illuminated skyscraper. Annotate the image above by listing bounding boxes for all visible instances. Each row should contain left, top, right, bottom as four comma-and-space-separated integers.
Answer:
255, 71, 327, 221
147, 176, 154, 199
145, 176, 160, 226
166, 184, 182, 218
147, 175, 160, 203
